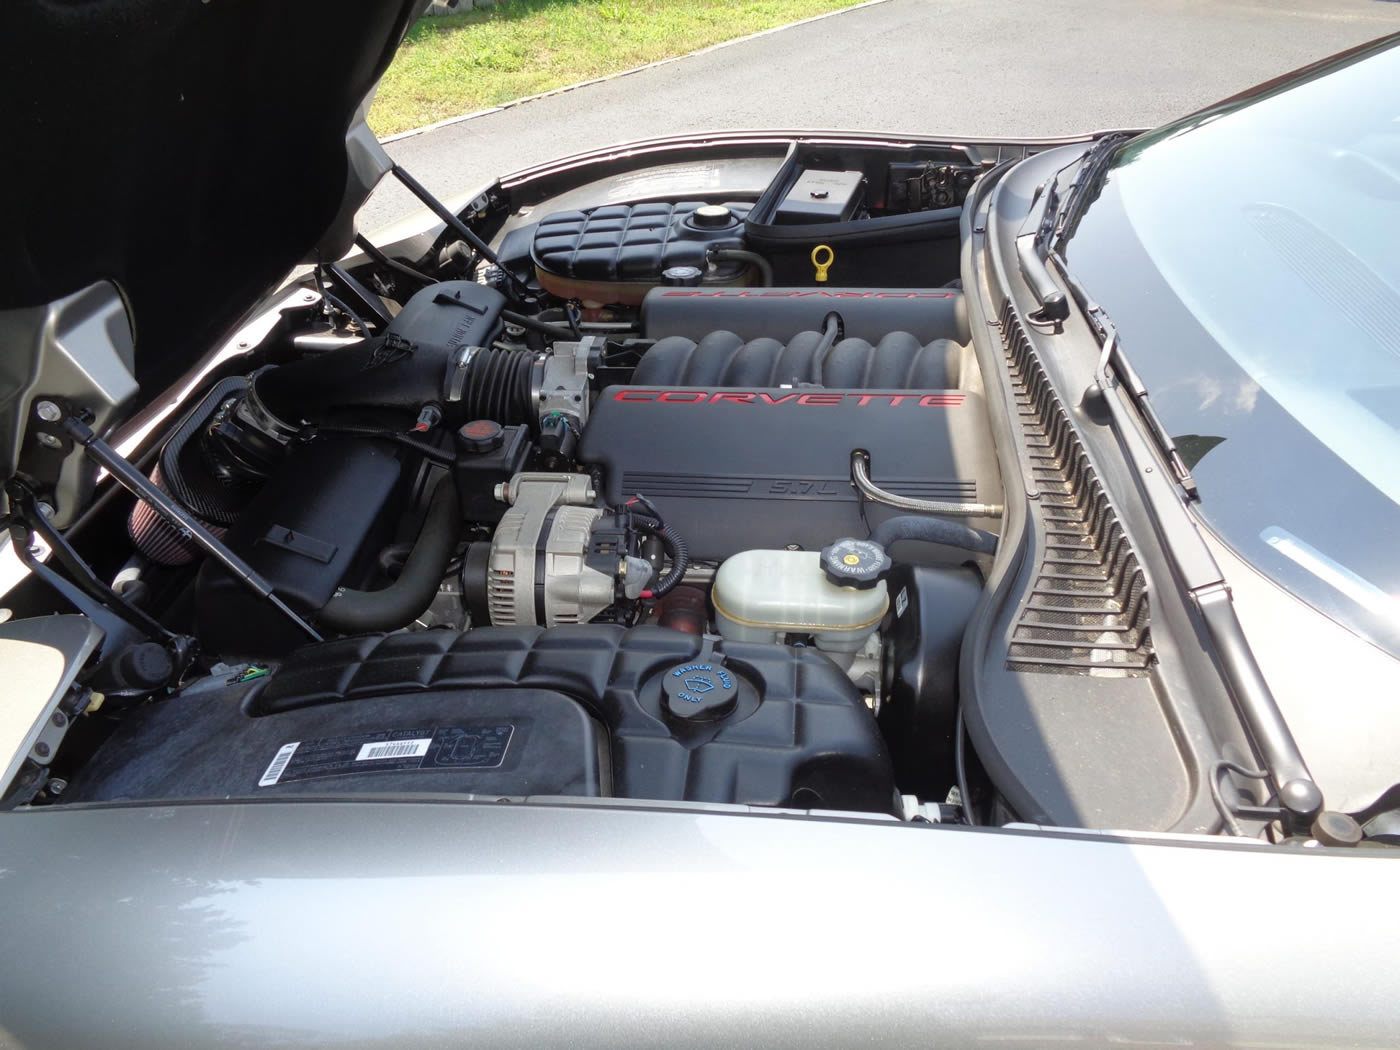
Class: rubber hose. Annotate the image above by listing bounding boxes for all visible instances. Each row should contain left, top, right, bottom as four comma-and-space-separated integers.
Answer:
869, 514, 999, 556
710, 248, 774, 287
501, 309, 576, 342
317, 476, 461, 633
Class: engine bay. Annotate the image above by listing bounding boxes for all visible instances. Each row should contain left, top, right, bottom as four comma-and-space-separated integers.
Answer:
9, 142, 1014, 821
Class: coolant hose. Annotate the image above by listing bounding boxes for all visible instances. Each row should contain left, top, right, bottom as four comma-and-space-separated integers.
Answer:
709, 248, 774, 287
317, 475, 461, 633
869, 514, 999, 556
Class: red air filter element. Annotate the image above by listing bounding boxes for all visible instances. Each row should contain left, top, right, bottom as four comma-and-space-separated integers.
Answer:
127, 464, 226, 567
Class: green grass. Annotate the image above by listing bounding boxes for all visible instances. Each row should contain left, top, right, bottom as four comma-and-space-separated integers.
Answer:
370, 0, 866, 136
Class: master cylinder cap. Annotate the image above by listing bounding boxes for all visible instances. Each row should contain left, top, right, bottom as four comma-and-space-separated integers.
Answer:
821, 537, 892, 589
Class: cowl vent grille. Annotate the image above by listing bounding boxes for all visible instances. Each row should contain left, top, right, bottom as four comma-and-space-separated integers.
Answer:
998, 299, 1153, 675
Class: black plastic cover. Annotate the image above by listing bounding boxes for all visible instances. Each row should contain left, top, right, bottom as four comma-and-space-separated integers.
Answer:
72, 684, 603, 801
196, 437, 401, 657
531, 202, 753, 283
70, 626, 897, 813
634, 330, 958, 388
579, 385, 1000, 561
641, 287, 970, 345
774, 169, 865, 225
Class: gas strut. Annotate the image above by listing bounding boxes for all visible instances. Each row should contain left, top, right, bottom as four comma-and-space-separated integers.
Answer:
60, 415, 324, 643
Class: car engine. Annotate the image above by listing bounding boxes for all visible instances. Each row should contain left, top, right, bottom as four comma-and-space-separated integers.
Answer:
36, 157, 1007, 820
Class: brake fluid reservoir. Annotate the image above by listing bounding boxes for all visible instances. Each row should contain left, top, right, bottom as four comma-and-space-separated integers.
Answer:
713, 549, 888, 654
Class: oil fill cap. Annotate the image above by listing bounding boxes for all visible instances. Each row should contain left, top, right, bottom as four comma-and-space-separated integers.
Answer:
691, 204, 734, 229
662, 659, 739, 722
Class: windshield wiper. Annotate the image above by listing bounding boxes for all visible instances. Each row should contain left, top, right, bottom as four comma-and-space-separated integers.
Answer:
1058, 285, 1325, 835
1048, 131, 1134, 251
1016, 133, 1134, 324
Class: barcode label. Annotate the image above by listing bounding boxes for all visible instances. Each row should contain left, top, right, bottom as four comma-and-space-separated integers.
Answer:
355, 738, 432, 762
258, 742, 300, 786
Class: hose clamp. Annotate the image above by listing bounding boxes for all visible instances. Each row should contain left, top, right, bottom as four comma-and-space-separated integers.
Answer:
444, 345, 483, 403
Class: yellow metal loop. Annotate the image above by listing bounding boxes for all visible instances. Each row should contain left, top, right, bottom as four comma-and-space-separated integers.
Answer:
811, 244, 834, 283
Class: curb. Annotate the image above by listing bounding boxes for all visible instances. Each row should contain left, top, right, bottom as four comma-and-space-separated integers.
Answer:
379, 0, 891, 144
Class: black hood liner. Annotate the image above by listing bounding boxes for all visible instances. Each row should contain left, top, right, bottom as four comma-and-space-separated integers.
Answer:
0, 0, 421, 398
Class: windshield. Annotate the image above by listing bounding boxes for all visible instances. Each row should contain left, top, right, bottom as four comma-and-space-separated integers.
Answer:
1064, 40, 1400, 658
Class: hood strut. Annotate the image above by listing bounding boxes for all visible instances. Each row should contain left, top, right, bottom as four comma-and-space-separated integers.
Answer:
61, 415, 323, 644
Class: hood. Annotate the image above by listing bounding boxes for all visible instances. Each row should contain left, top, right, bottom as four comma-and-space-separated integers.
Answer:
0, 0, 423, 402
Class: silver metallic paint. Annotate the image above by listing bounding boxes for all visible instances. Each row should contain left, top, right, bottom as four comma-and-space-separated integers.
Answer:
0, 800, 1393, 1048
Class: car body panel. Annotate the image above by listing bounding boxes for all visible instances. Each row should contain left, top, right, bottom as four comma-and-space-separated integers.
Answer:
0, 800, 1395, 1049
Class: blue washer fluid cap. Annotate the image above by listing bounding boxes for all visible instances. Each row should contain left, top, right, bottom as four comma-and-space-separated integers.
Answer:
662, 659, 739, 722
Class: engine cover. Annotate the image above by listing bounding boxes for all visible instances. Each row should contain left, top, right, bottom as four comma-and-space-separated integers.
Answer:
579, 384, 1001, 561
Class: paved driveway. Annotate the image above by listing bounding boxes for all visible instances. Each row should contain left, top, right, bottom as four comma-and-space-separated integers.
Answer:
358, 0, 1400, 231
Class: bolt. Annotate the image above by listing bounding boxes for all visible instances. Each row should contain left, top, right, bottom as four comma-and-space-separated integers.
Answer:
237, 341, 250, 350
785, 543, 802, 551
51, 711, 67, 728
33, 742, 49, 758
303, 292, 317, 303
34, 401, 62, 423
35, 433, 62, 450
36, 502, 55, 519
47, 778, 67, 796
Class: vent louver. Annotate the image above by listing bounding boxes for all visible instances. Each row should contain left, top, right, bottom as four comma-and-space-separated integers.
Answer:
998, 299, 1153, 675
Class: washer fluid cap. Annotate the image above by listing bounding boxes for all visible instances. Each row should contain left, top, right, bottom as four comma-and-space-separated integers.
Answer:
662, 659, 739, 722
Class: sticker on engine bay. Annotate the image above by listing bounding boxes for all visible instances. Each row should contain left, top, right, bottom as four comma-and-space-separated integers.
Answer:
256, 725, 515, 787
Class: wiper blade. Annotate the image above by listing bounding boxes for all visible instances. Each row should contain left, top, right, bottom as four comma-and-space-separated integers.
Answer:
1017, 133, 1132, 324
1047, 131, 1134, 251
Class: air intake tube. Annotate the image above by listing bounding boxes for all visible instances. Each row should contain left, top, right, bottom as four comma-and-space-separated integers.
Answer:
250, 280, 535, 431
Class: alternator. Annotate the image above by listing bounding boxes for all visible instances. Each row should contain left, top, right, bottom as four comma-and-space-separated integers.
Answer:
486, 473, 649, 626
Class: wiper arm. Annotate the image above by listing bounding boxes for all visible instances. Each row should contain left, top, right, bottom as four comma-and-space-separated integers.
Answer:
1062, 289, 1323, 835
1089, 322, 1199, 500
1016, 133, 1133, 324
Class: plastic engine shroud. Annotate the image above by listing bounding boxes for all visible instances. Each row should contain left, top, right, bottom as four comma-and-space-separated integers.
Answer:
69, 626, 898, 814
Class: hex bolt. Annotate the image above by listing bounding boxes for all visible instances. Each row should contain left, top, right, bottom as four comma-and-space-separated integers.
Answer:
46, 778, 68, 796
33, 742, 50, 758
34, 401, 62, 423
51, 711, 67, 728
35, 433, 62, 450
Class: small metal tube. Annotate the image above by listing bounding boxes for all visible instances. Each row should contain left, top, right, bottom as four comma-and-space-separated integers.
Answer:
851, 451, 1003, 518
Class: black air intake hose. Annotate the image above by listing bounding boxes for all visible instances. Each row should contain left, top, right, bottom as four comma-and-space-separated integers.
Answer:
251, 344, 536, 431
870, 514, 998, 556
317, 475, 461, 633
458, 346, 535, 426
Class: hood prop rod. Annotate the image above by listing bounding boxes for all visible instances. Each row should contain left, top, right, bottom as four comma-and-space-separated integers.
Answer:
390, 165, 529, 300
60, 415, 323, 644
4, 482, 189, 654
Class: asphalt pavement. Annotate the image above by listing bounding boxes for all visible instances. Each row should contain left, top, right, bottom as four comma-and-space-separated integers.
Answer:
357, 0, 1400, 232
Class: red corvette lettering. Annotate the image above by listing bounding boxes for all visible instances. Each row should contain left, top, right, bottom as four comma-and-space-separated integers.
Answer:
612, 389, 965, 406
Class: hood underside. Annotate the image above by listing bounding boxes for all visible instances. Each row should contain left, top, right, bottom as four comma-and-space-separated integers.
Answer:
0, 0, 421, 398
